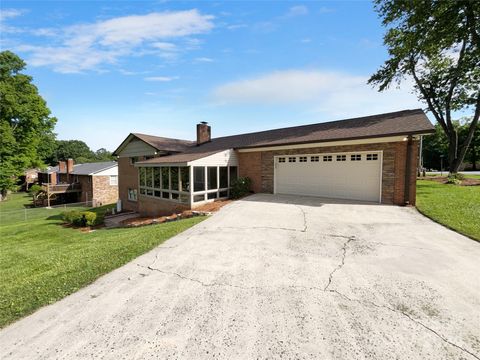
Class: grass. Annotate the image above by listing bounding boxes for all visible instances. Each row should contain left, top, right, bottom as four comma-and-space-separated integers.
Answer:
0, 193, 205, 328
425, 173, 480, 180
416, 180, 480, 241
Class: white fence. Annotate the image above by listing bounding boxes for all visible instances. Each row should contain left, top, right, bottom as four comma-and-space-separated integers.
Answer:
0, 201, 93, 225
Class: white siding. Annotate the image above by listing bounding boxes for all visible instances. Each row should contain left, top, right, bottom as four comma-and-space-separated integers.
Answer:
117, 138, 157, 157
92, 166, 118, 176
189, 149, 238, 166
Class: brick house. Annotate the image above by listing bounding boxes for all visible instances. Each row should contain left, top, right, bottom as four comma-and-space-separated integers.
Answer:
113, 109, 434, 216
38, 160, 118, 206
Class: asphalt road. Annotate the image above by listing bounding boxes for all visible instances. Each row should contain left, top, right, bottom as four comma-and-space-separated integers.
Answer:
1, 194, 479, 359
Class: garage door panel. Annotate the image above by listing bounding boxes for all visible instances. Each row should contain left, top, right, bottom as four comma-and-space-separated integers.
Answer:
275, 152, 381, 202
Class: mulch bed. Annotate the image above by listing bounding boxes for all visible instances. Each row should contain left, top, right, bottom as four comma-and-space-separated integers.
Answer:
120, 199, 233, 227
419, 176, 480, 186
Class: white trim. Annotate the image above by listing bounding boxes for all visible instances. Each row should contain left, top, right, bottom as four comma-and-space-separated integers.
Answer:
238, 136, 411, 153
273, 150, 383, 203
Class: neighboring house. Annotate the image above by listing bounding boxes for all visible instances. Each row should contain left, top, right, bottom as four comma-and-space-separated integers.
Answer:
113, 109, 435, 216
38, 160, 118, 206
20, 168, 40, 190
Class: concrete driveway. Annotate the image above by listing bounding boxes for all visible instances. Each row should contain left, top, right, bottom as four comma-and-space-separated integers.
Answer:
1, 194, 479, 360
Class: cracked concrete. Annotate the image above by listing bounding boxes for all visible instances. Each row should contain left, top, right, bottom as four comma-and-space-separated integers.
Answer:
1, 194, 479, 360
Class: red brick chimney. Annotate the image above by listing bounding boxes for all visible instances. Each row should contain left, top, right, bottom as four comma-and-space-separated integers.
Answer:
196, 122, 211, 145
67, 158, 74, 174
58, 161, 66, 173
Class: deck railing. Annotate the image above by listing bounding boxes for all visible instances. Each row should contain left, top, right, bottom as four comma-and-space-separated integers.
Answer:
41, 183, 82, 193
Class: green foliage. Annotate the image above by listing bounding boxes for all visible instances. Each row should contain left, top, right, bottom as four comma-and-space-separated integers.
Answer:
28, 184, 42, 195
446, 173, 465, 185
0, 51, 57, 196
230, 177, 252, 199
370, 1, 480, 173
417, 180, 480, 241
43, 140, 115, 166
62, 210, 98, 227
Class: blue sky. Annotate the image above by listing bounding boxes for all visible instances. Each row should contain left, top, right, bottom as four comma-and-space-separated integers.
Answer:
1, 1, 423, 151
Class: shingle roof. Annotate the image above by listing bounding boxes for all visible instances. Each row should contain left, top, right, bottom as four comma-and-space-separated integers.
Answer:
137, 109, 434, 165
112, 133, 194, 156
40, 161, 118, 175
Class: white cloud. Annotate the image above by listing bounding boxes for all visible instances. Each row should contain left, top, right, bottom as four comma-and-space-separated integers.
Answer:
15, 10, 214, 73
195, 57, 214, 62
144, 76, 178, 82
285, 5, 308, 17
212, 69, 421, 117
0, 8, 24, 21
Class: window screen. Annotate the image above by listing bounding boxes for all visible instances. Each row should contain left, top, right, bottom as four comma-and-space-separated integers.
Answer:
207, 167, 217, 190
219, 167, 228, 188
194, 167, 205, 192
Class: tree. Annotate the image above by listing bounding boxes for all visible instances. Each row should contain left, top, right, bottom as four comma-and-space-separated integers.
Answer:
369, 1, 480, 173
0, 51, 57, 198
54, 140, 94, 163
94, 148, 114, 162
461, 119, 480, 170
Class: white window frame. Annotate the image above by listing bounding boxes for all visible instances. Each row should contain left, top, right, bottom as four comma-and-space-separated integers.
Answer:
109, 175, 118, 185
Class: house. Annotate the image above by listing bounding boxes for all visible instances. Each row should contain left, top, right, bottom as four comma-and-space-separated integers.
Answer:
113, 109, 435, 216
19, 168, 40, 191
37, 160, 118, 206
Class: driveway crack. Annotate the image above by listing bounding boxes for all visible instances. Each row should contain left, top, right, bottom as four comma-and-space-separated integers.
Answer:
296, 205, 307, 232
327, 288, 479, 360
324, 236, 355, 291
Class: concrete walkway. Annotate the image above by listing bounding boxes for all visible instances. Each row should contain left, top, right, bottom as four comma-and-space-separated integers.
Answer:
1, 194, 479, 359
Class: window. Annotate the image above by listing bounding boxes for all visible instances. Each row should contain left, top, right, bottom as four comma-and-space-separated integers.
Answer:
351, 154, 362, 161
323, 155, 333, 162
207, 192, 217, 200
336, 155, 346, 161
161, 167, 169, 190
128, 188, 137, 201
219, 167, 228, 188
139, 167, 146, 186
130, 157, 138, 165
311, 156, 319, 162
288, 157, 296, 163
193, 194, 205, 202
229, 166, 238, 182
180, 167, 190, 191
278, 157, 286, 163
171, 167, 179, 191
194, 167, 205, 192
145, 168, 153, 187
299, 156, 307, 162
109, 175, 118, 186
366, 153, 379, 161
154, 168, 161, 188
207, 167, 217, 190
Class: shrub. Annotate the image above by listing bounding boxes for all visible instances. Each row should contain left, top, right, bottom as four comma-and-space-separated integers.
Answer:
62, 210, 98, 227
230, 177, 252, 199
29, 184, 42, 195
447, 173, 464, 185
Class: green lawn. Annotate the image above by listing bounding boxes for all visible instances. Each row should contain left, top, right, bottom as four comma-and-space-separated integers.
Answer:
416, 180, 480, 241
0, 193, 205, 328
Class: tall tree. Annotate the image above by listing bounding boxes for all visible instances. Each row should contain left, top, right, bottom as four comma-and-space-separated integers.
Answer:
369, 0, 480, 173
54, 140, 94, 163
0, 51, 57, 198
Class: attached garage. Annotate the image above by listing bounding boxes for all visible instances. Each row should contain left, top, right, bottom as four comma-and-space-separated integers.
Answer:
274, 151, 382, 203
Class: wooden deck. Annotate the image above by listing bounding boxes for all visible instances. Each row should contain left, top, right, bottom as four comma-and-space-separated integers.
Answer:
41, 183, 81, 194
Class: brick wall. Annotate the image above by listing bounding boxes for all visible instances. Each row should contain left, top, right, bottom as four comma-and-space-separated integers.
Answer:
118, 157, 139, 212
237, 140, 419, 206
138, 195, 190, 216
92, 176, 118, 206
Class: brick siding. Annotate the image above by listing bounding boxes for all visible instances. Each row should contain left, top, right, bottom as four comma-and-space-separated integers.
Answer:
92, 175, 118, 206
118, 157, 139, 212
237, 140, 419, 206
138, 195, 190, 216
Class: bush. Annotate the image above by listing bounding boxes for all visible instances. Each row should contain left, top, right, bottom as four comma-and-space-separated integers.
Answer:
230, 177, 252, 199
447, 173, 464, 185
29, 184, 42, 195
62, 210, 98, 227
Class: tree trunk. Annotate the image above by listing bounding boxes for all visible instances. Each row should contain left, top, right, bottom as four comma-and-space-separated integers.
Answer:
448, 131, 461, 173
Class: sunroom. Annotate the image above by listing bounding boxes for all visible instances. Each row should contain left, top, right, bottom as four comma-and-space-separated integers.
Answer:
135, 149, 238, 207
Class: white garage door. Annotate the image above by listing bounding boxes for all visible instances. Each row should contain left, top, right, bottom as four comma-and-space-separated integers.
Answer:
274, 152, 382, 202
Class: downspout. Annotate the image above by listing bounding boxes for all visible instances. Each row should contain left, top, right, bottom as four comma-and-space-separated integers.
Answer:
404, 135, 413, 205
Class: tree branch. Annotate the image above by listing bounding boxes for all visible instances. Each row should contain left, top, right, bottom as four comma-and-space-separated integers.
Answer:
457, 93, 480, 164
445, 38, 468, 128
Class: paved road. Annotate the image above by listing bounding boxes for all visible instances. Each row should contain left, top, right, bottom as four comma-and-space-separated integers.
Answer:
1, 194, 479, 360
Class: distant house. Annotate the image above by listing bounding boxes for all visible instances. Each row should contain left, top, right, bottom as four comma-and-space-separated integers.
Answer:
38, 160, 118, 206
113, 109, 435, 216
20, 168, 40, 190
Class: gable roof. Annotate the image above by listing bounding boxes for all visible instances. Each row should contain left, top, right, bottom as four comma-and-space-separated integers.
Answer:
112, 133, 194, 156
137, 109, 434, 165
41, 161, 117, 175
